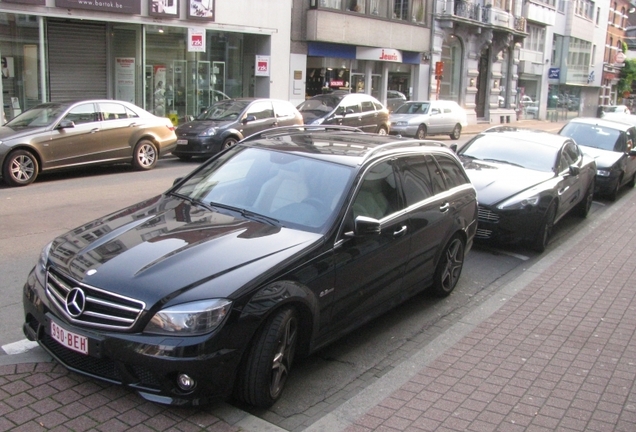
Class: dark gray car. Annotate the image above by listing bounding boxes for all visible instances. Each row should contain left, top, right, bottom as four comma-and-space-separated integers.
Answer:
172, 98, 303, 160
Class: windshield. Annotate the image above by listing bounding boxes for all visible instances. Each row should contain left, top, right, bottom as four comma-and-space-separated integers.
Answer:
394, 103, 429, 114
297, 95, 344, 114
459, 135, 557, 172
197, 100, 250, 121
6, 104, 68, 128
174, 146, 354, 232
559, 122, 622, 152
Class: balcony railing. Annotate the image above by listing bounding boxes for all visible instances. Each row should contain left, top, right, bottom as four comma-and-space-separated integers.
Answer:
453, 0, 490, 23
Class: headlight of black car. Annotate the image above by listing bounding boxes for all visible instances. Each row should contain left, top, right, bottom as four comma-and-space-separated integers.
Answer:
35, 241, 52, 285
144, 299, 232, 336
497, 188, 542, 211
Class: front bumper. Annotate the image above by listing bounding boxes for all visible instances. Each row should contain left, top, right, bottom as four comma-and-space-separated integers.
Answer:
474, 205, 545, 246
22, 268, 241, 406
171, 137, 224, 157
594, 173, 620, 195
389, 124, 417, 137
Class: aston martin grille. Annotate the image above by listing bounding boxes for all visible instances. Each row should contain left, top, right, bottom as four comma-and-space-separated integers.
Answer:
478, 206, 500, 223
46, 268, 145, 331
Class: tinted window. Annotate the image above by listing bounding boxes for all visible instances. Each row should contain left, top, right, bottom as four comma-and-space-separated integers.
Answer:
459, 134, 558, 172
99, 102, 128, 120
64, 103, 98, 125
343, 103, 361, 114
427, 155, 447, 194
560, 122, 622, 152
361, 100, 375, 112
273, 101, 296, 118
435, 155, 470, 188
400, 156, 434, 206
352, 161, 400, 220
247, 101, 274, 120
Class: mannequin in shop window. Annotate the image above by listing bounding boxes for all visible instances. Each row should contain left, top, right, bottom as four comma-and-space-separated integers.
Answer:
349, 0, 361, 12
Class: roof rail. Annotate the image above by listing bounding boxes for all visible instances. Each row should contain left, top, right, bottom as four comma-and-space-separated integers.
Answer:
361, 139, 448, 163
240, 125, 364, 143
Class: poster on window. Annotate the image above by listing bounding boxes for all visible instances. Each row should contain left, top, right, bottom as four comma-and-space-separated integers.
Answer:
187, 28, 206, 52
149, 0, 178, 16
154, 65, 167, 117
255, 55, 270, 77
188, 0, 214, 19
115, 58, 135, 103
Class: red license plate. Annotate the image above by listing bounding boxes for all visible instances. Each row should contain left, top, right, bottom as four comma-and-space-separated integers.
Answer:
50, 320, 88, 355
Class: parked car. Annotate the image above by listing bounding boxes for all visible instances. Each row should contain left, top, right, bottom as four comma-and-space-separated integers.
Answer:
22, 126, 477, 408
386, 90, 407, 112
559, 117, 636, 200
297, 93, 390, 134
389, 100, 467, 140
172, 98, 303, 160
524, 101, 539, 118
0, 100, 177, 187
597, 104, 630, 118
458, 127, 596, 252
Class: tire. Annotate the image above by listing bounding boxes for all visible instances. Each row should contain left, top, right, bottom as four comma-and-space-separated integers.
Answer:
2, 149, 38, 187
236, 307, 298, 408
574, 178, 594, 218
132, 140, 158, 170
376, 126, 388, 135
532, 202, 556, 253
416, 125, 427, 139
608, 176, 622, 201
449, 124, 462, 140
223, 137, 238, 149
432, 234, 465, 297
628, 173, 636, 189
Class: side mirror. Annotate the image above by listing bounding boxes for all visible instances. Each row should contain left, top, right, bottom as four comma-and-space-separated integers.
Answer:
57, 120, 75, 129
629, 148, 636, 157
569, 165, 581, 176
354, 215, 381, 236
450, 143, 458, 153
172, 177, 183, 186
243, 115, 257, 124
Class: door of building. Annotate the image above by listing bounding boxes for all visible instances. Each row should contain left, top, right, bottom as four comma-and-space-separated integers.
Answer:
47, 20, 107, 102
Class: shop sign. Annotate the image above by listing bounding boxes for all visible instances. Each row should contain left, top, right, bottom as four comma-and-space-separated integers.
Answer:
55, 0, 141, 14
548, 67, 560, 79
255, 56, 270, 77
187, 28, 206, 52
115, 57, 135, 103
330, 80, 344, 87
356, 47, 402, 63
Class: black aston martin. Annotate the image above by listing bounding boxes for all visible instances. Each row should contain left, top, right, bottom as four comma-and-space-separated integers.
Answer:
457, 127, 596, 252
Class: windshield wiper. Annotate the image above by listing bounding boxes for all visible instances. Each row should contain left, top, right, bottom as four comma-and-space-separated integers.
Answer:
169, 192, 215, 211
209, 202, 280, 226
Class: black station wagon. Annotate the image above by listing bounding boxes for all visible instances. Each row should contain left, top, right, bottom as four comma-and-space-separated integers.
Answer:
23, 126, 477, 408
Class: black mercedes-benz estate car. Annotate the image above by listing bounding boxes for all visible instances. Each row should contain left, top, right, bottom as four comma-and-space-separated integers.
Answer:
22, 126, 477, 408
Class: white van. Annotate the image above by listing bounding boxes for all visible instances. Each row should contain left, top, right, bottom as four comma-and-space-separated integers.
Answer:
389, 100, 468, 140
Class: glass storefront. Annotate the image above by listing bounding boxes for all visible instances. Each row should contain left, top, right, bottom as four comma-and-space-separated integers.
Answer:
439, 34, 462, 102
0, 14, 43, 122
0, 13, 258, 125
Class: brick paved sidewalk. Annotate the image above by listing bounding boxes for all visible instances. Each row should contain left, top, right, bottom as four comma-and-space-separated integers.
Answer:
339, 193, 636, 430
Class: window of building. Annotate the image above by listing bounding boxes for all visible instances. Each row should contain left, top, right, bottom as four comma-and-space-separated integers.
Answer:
318, 0, 427, 24
524, 24, 546, 53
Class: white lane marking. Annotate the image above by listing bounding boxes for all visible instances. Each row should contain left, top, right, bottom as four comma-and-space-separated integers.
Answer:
2, 339, 39, 355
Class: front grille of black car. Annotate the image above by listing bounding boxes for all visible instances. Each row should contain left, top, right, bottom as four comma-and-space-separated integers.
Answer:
46, 268, 145, 331
478, 206, 500, 223
475, 228, 493, 239
41, 333, 161, 390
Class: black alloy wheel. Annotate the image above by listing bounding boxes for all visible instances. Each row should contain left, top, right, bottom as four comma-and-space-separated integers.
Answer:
575, 178, 595, 218
532, 202, 556, 253
432, 234, 465, 297
2, 149, 39, 186
236, 306, 299, 408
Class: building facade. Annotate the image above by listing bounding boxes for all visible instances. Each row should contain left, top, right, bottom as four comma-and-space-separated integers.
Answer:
0, 0, 293, 124
600, 0, 633, 107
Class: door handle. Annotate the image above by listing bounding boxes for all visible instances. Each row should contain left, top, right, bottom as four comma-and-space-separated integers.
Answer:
440, 202, 450, 212
90, 128, 99, 134
393, 225, 407, 237
128, 123, 139, 128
